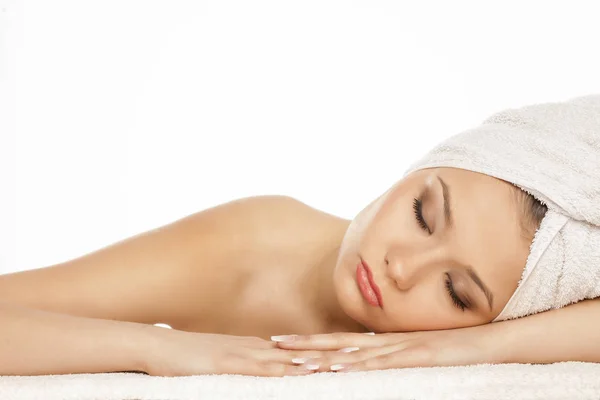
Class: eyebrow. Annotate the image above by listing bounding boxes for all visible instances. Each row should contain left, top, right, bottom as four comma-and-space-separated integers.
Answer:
467, 268, 494, 311
437, 176, 453, 228
437, 175, 494, 312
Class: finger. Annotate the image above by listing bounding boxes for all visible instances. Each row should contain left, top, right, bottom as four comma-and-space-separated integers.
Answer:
200, 334, 276, 350
270, 332, 402, 350
250, 348, 330, 364
219, 354, 315, 377
297, 343, 410, 372
248, 361, 316, 377
342, 347, 431, 372
255, 362, 316, 377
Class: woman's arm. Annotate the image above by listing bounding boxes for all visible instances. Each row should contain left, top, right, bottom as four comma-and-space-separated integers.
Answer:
270, 297, 600, 371
498, 297, 600, 364
0, 300, 317, 377
0, 300, 149, 375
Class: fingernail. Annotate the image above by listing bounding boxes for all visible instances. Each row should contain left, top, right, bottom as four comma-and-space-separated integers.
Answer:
363, 332, 375, 335
330, 364, 349, 371
303, 362, 320, 371
271, 335, 297, 342
338, 347, 359, 353
292, 356, 321, 364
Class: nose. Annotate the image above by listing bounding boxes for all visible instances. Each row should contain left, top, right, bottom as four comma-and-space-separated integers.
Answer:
385, 251, 425, 291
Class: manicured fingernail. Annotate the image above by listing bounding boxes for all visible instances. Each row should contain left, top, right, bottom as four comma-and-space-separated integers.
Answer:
364, 332, 375, 335
338, 347, 360, 353
271, 335, 297, 342
330, 364, 348, 371
292, 356, 321, 364
303, 362, 320, 371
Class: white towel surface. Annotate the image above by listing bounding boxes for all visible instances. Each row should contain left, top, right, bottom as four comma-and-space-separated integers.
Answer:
404, 94, 600, 321
2, 362, 600, 400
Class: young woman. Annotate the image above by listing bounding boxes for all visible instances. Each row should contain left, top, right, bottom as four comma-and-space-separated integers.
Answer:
1, 95, 599, 377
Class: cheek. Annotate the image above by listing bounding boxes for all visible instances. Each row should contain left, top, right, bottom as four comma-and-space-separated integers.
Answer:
353, 192, 392, 233
377, 293, 490, 332
368, 280, 457, 332
366, 190, 423, 248
347, 181, 417, 251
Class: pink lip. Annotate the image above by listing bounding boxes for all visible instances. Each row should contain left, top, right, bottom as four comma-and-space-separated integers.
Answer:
356, 258, 384, 308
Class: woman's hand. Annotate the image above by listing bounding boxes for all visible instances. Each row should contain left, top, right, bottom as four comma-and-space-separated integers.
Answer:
272, 324, 503, 373
140, 327, 325, 377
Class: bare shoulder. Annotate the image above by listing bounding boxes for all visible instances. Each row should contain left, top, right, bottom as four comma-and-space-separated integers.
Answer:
189, 194, 316, 229
171, 194, 345, 332
0, 195, 337, 329
178, 194, 341, 273
185, 195, 335, 243
147, 194, 342, 330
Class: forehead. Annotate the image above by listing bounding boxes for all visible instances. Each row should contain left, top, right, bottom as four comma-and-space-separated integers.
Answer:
434, 167, 531, 309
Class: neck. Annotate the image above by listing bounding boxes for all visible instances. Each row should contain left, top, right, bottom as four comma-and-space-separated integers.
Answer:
304, 221, 369, 334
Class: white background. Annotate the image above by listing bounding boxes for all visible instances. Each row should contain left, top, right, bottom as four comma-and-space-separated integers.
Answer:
1, 0, 599, 274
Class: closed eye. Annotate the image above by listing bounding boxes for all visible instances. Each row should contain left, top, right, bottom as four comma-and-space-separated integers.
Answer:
413, 197, 432, 235
444, 273, 468, 311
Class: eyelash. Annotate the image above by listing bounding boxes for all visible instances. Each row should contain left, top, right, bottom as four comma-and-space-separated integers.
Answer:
445, 273, 467, 311
412, 197, 432, 234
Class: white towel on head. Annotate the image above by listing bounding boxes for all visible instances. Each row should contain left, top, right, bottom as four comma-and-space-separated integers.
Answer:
403, 94, 600, 321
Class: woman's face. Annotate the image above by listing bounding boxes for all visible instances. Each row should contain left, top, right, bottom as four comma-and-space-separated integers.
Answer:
333, 167, 531, 332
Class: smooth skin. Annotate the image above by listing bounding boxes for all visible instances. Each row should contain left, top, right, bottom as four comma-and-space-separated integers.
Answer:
1, 167, 599, 376
0, 301, 322, 376
273, 295, 600, 373
0, 193, 353, 376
